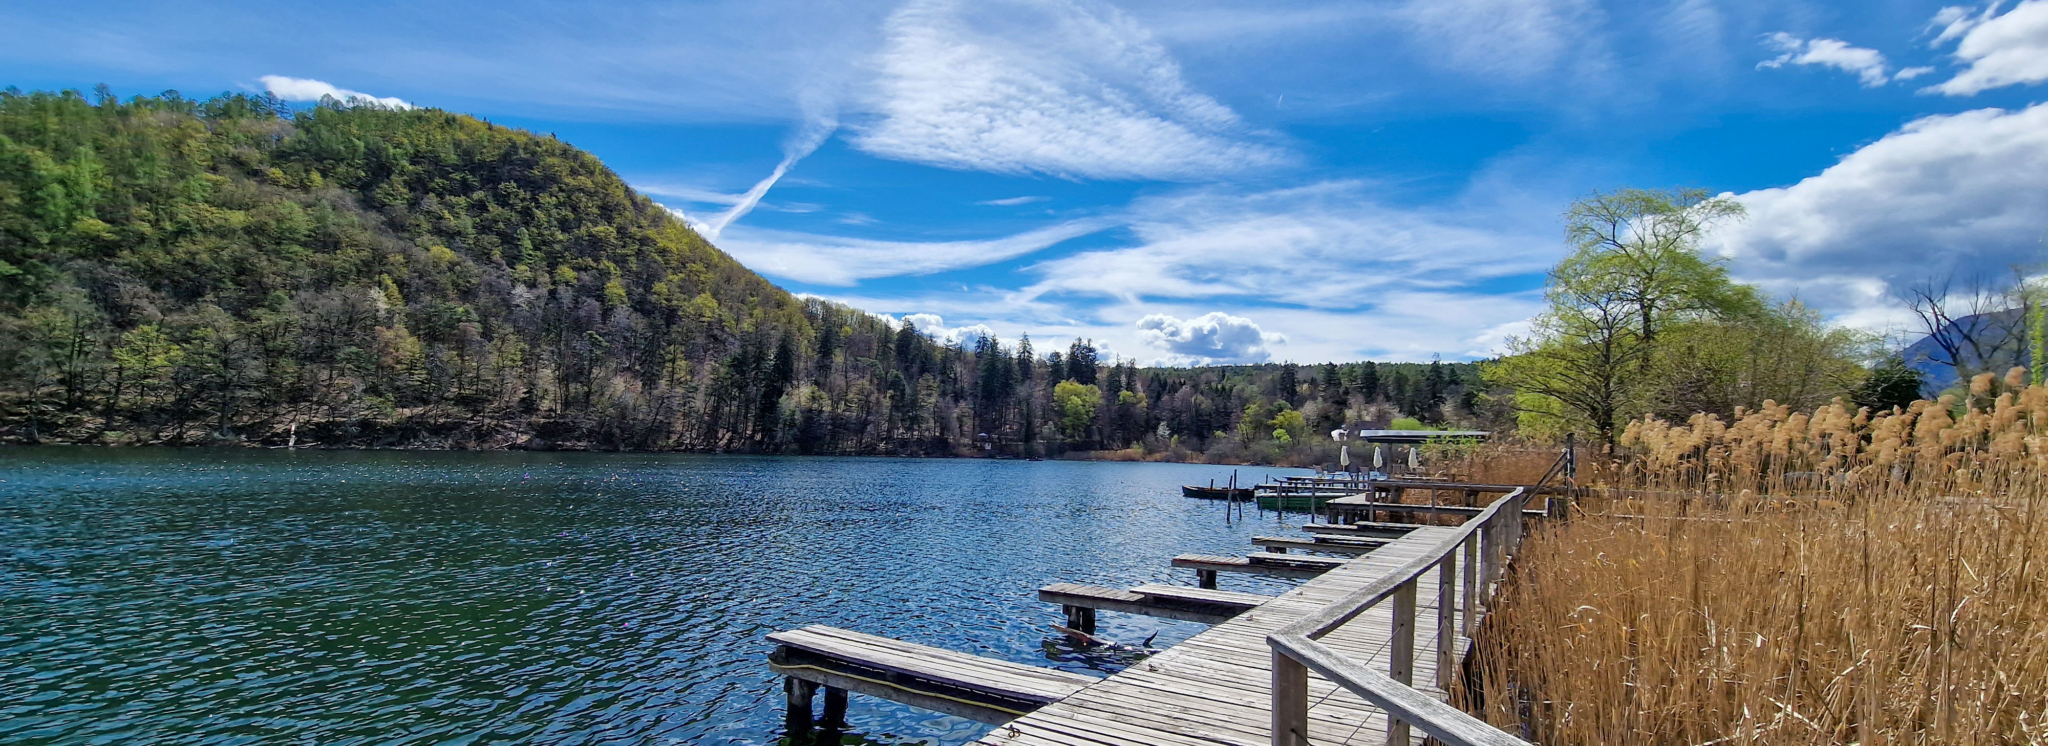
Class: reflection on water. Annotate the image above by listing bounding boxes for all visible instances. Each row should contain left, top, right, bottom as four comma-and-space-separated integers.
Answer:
0, 449, 1312, 745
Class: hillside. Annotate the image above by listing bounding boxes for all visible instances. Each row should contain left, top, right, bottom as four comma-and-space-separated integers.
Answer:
0, 88, 1493, 457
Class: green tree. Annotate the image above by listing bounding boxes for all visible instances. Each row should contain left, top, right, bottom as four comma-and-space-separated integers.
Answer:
1486, 187, 1753, 446
1053, 380, 1098, 444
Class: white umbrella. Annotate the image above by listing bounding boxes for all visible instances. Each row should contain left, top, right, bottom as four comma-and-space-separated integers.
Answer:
1408, 446, 1420, 469
1340, 445, 1350, 469
1372, 446, 1384, 469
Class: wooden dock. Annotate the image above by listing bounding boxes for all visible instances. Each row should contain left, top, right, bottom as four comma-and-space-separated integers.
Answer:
981, 525, 1473, 746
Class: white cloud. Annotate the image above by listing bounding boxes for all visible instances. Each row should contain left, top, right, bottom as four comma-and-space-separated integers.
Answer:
259, 75, 411, 109
701, 112, 839, 239
1756, 33, 1895, 87
1399, 0, 1606, 82
899, 313, 996, 345
1018, 181, 1553, 308
1135, 312, 1285, 365
715, 218, 1114, 285
1926, 1, 2048, 96
978, 196, 1049, 206
1705, 102, 2048, 328
853, 0, 1289, 180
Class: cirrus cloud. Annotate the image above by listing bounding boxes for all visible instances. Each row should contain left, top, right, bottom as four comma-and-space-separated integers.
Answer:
853, 0, 1290, 180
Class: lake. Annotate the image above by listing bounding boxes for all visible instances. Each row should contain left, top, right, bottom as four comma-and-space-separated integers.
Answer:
0, 449, 1315, 745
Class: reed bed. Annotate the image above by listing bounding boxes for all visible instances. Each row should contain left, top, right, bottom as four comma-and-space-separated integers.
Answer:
1466, 369, 2048, 745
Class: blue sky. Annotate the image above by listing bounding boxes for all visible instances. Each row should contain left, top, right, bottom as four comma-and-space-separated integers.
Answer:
7, 0, 2048, 364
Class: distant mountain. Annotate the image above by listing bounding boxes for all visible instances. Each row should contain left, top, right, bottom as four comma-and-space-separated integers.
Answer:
1900, 308, 2032, 396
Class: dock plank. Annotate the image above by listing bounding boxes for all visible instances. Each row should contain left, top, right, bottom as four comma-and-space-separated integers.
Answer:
976, 525, 1477, 746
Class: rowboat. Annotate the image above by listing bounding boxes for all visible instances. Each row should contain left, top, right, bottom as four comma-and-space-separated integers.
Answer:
1181, 485, 1255, 499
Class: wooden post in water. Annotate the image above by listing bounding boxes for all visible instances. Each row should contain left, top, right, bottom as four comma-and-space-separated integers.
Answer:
784, 677, 817, 745
1197, 569, 1219, 590
1064, 604, 1097, 634
817, 686, 849, 743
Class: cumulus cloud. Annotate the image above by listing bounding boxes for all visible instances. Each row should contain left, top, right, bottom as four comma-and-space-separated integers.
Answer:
1756, 33, 1896, 87
715, 217, 1114, 285
854, 0, 1289, 180
1704, 102, 2048, 328
259, 75, 411, 109
899, 313, 996, 345
1926, 1, 2048, 96
1136, 312, 1285, 365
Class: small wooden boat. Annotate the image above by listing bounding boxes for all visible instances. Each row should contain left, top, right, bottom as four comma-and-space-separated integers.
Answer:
1182, 485, 1256, 499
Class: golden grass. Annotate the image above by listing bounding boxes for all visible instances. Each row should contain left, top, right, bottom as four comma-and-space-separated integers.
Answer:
1466, 370, 2048, 745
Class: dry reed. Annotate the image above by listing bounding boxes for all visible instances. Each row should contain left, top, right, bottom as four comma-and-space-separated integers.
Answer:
1467, 369, 2048, 745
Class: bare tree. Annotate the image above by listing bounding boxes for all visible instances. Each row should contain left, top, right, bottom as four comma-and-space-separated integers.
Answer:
1900, 273, 2028, 385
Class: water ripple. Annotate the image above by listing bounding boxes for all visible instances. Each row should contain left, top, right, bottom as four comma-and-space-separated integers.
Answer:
0, 449, 1315, 745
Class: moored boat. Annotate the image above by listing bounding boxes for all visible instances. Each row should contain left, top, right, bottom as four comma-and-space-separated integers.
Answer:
1181, 484, 1256, 499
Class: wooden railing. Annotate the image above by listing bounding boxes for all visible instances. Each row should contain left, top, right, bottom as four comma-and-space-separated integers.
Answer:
1266, 485, 1547, 746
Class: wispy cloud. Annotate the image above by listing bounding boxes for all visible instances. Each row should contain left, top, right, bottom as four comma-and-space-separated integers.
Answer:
1925, 1, 2048, 96
715, 217, 1116, 285
978, 195, 1049, 206
1756, 33, 1896, 87
1018, 181, 1552, 308
853, 0, 1289, 180
259, 75, 411, 109
1399, 0, 1607, 83
700, 109, 839, 239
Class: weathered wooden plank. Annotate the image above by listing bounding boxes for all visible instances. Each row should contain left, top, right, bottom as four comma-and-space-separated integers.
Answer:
771, 626, 1096, 702
1128, 584, 1273, 607
971, 525, 1477, 746
1036, 584, 1255, 625
1250, 536, 1384, 555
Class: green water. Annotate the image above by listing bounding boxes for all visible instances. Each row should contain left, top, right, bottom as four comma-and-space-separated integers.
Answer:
0, 448, 1313, 745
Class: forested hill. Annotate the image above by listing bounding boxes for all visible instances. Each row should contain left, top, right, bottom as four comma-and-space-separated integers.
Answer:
0, 89, 1496, 458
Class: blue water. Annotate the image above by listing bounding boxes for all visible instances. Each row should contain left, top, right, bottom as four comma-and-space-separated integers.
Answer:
0, 449, 1315, 745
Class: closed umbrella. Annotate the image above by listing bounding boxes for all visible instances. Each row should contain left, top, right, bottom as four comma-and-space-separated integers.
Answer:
1408, 446, 1420, 470
1340, 446, 1350, 469
1372, 446, 1384, 469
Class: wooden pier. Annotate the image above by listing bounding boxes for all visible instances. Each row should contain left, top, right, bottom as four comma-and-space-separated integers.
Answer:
982, 524, 1475, 746
766, 483, 1555, 746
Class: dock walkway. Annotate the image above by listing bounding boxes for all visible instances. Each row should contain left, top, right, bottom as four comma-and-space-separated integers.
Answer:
977, 525, 1470, 746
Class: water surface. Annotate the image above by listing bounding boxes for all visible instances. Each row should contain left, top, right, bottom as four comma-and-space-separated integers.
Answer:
0, 449, 1314, 745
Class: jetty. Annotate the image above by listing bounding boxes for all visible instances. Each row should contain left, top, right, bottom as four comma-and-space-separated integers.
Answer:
766, 481, 1556, 745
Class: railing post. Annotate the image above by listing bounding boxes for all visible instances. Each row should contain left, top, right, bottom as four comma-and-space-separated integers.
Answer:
1462, 532, 1479, 634
1272, 649, 1309, 746
1437, 553, 1457, 692
1389, 578, 1417, 745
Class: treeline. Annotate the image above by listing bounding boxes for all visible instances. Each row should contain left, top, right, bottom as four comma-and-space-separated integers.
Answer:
0, 88, 1484, 460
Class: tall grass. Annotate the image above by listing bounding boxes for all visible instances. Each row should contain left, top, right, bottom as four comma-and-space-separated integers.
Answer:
1467, 369, 2048, 744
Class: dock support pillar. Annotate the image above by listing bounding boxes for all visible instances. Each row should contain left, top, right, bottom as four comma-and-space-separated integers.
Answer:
1196, 569, 1218, 590
784, 677, 818, 745
1063, 604, 1097, 634
819, 685, 849, 729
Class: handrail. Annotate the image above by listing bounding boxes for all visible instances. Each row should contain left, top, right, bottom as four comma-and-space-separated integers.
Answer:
1268, 464, 1559, 745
